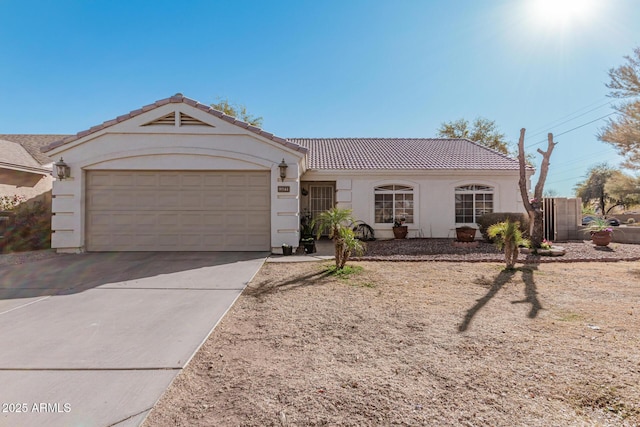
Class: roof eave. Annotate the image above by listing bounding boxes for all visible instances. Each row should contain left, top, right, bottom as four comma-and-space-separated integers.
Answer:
0, 162, 52, 175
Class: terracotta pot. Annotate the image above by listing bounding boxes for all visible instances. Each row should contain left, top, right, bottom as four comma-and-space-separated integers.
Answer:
591, 231, 612, 247
455, 227, 477, 242
392, 225, 408, 239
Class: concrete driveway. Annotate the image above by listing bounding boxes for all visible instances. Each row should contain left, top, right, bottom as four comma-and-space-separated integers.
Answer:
0, 251, 267, 427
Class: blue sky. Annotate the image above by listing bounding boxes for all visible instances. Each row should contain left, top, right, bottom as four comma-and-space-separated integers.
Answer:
1, 0, 639, 196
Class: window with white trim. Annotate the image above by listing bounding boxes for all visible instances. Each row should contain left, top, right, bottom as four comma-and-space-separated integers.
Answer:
455, 185, 494, 223
374, 185, 414, 224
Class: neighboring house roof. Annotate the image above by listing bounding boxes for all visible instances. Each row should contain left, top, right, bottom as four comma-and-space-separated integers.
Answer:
0, 134, 65, 165
290, 138, 525, 170
42, 94, 306, 154
0, 138, 52, 174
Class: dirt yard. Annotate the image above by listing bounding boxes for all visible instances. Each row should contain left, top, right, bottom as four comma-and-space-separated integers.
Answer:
145, 258, 640, 426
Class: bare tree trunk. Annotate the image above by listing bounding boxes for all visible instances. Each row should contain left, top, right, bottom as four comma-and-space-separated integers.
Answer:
510, 245, 519, 269
340, 248, 351, 269
504, 241, 513, 269
518, 129, 557, 248
599, 196, 607, 215
334, 238, 344, 269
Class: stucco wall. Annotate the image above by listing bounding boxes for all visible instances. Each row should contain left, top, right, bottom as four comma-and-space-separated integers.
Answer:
302, 170, 527, 239
0, 169, 53, 203
47, 103, 304, 252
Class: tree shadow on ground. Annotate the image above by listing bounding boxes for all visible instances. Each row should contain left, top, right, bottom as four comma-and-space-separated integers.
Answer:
458, 264, 542, 332
245, 269, 332, 298
0, 251, 268, 301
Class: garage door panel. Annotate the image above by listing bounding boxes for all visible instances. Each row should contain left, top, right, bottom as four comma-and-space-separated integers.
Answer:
87, 171, 271, 251
87, 191, 116, 209
248, 174, 269, 187
135, 174, 158, 187
225, 175, 247, 187
202, 213, 224, 226
179, 234, 202, 247
181, 214, 203, 228
89, 173, 114, 187
225, 194, 248, 209
202, 196, 224, 208
158, 174, 175, 187
179, 192, 202, 208
247, 214, 270, 228
226, 214, 248, 228
111, 174, 134, 186
202, 175, 224, 186
181, 174, 203, 187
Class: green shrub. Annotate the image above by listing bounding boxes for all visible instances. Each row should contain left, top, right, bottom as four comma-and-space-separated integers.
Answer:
3, 201, 51, 252
325, 264, 363, 278
627, 218, 636, 224
477, 212, 529, 242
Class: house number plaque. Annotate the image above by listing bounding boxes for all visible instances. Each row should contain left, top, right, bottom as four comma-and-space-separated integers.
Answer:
278, 186, 290, 193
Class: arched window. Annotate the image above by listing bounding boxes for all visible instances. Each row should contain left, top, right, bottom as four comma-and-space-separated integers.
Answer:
455, 185, 494, 223
374, 184, 414, 224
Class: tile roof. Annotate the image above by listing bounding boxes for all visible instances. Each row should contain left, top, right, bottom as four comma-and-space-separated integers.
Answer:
289, 138, 524, 170
0, 134, 65, 165
42, 94, 306, 154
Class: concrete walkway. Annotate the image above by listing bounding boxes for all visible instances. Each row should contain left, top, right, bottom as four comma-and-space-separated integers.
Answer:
266, 239, 335, 263
0, 252, 266, 427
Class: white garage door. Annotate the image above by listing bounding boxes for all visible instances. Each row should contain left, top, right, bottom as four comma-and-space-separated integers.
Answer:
86, 171, 271, 251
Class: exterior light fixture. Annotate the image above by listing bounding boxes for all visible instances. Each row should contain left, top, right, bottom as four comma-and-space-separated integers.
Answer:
54, 157, 71, 180
278, 159, 288, 181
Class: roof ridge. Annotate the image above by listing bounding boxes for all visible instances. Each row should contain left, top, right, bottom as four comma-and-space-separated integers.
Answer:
294, 137, 526, 171
287, 137, 468, 141
42, 94, 306, 154
0, 133, 70, 137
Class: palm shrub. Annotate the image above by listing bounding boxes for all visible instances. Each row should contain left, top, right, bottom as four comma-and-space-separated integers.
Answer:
313, 207, 363, 270
337, 227, 365, 269
477, 212, 529, 242
487, 220, 529, 269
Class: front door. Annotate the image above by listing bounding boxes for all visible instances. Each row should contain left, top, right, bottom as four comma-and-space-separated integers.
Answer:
308, 184, 335, 235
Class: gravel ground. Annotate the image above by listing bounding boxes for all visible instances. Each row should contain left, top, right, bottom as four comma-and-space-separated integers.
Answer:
357, 238, 640, 263
145, 261, 640, 426
2, 239, 639, 266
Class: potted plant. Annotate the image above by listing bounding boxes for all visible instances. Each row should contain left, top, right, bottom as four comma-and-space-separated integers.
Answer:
392, 217, 408, 239
299, 218, 316, 254
300, 236, 316, 254
455, 225, 477, 242
282, 243, 293, 256
585, 218, 613, 247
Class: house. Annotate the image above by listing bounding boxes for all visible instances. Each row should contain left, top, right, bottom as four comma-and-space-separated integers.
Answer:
0, 134, 64, 204
41, 94, 532, 253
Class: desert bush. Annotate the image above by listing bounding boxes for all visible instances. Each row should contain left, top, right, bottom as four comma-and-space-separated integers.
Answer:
627, 218, 636, 224
477, 212, 529, 242
3, 201, 51, 252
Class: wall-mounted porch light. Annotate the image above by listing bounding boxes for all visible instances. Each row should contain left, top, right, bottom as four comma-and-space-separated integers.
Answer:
278, 159, 288, 181
54, 157, 71, 180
